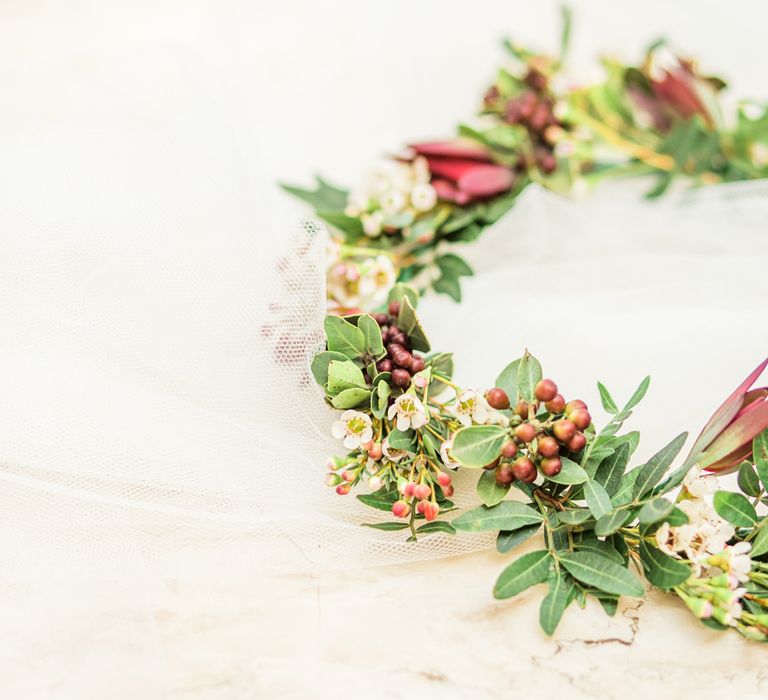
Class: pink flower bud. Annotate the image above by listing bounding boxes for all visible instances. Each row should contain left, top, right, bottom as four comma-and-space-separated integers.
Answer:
368, 476, 383, 491
423, 502, 440, 521
413, 483, 431, 500
437, 472, 451, 487
368, 442, 383, 461
341, 470, 356, 483
443, 484, 455, 497
335, 483, 351, 496
403, 482, 416, 498
392, 500, 411, 518
416, 500, 427, 514
325, 473, 342, 487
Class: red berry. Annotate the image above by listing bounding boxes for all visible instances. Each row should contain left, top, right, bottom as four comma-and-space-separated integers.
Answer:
486, 387, 510, 410
553, 419, 576, 443
539, 457, 562, 477
545, 394, 566, 414
391, 332, 409, 347
376, 359, 393, 373
565, 400, 587, 416
413, 483, 431, 500
501, 441, 518, 459
336, 483, 351, 495
392, 369, 411, 387
534, 379, 558, 402
392, 500, 410, 518
495, 464, 515, 486
423, 502, 440, 521
515, 401, 529, 419
568, 432, 587, 452
484, 457, 501, 471
569, 408, 591, 430
393, 350, 413, 369
514, 423, 537, 443
373, 313, 389, 326
537, 436, 559, 458
437, 472, 451, 487
388, 301, 401, 316
511, 457, 537, 483
410, 356, 425, 373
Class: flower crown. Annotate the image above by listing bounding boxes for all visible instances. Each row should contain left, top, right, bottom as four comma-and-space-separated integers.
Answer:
284, 12, 768, 642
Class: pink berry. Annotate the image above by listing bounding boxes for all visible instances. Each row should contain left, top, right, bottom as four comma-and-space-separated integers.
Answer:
423, 502, 440, 521
403, 482, 416, 498
414, 483, 431, 500
437, 472, 451, 487
392, 500, 410, 518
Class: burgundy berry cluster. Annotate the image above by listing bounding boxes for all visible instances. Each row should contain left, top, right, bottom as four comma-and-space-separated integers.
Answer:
485, 67, 564, 175
482, 378, 592, 486
370, 300, 426, 388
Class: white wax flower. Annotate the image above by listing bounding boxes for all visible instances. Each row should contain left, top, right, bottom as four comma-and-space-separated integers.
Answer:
454, 390, 489, 427
387, 394, 428, 432
331, 410, 373, 449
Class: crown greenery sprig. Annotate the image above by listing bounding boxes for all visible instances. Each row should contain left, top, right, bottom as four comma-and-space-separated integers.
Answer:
312, 284, 768, 641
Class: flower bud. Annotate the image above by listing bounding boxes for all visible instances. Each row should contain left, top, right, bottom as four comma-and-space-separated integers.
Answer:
341, 470, 356, 483
437, 472, 452, 487
443, 484, 455, 497
416, 500, 427, 514
684, 596, 713, 619
392, 500, 410, 518
335, 483, 352, 495
553, 419, 576, 443
501, 441, 518, 459
368, 441, 383, 461
537, 436, 559, 458
534, 379, 558, 402
569, 408, 592, 430
325, 473, 342, 487
486, 387, 510, 410
545, 394, 566, 414
413, 483, 431, 500
403, 482, 416, 498
423, 502, 440, 521
368, 475, 383, 491
514, 423, 537, 443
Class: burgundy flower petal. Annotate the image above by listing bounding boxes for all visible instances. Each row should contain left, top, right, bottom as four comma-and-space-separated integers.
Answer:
431, 178, 473, 205
457, 164, 515, 198
411, 141, 492, 162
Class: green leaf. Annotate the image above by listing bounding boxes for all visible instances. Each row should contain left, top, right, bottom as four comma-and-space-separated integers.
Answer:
738, 461, 762, 497
754, 428, 768, 489
638, 498, 675, 525
623, 376, 651, 411
594, 509, 632, 536
361, 521, 409, 531
451, 425, 507, 468
557, 509, 593, 526
545, 457, 588, 485
280, 177, 348, 211
575, 539, 624, 564
640, 541, 691, 589
599, 596, 619, 617
371, 380, 391, 419
357, 314, 385, 359
559, 551, 645, 597
324, 315, 366, 358
436, 253, 474, 278
713, 491, 758, 527
584, 479, 613, 519
477, 469, 509, 507
751, 523, 768, 557
326, 360, 367, 395
453, 501, 543, 532
310, 350, 349, 387
415, 521, 456, 535
597, 382, 619, 414
496, 523, 541, 553
396, 296, 430, 352
495, 358, 520, 401
632, 432, 688, 499
539, 570, 571, 635
433, 274, 462, 302
387, 283, 419, 309
594, 442, 631, 496
493, 550, 551, 599
316, 210, 365, 239
330, 387, 370, 409
357, 488, 398, 512
612, 466, 642, 506
516, 350, 543, 402
387, 429, 415, 452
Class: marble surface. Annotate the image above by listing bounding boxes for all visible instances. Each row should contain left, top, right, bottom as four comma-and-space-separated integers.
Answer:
158, 541, 766, 699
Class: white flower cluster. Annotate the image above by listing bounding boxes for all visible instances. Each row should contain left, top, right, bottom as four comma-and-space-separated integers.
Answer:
344, 157, 438, 237
325, 240, 396, 310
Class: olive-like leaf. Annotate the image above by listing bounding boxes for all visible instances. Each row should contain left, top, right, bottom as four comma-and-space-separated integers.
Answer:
493, 550, 551, 599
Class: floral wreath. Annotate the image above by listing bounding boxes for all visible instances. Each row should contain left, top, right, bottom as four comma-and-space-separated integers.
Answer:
283, 12, 768, 642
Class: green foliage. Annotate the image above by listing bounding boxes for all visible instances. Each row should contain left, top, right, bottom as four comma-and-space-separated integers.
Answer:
453, 501, 543, 532
493, 550, 551, 599
451, 425, 508, 468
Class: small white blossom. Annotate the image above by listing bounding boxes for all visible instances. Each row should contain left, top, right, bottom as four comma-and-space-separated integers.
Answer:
382, 437, 406, 463
454, 390, 489, 427
331, 410, 373, 450
362, 211, 385, 237
683, 466, 717, 498
380, 189, 406, 215
410, 183, 437, 212
440, 437, 461, 469
387, 394, 428, 432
